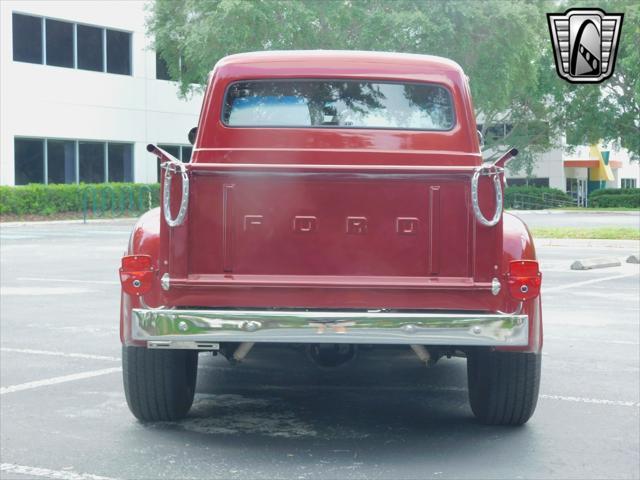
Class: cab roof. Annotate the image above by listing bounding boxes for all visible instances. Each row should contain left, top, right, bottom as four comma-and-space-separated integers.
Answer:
213, 50, 465, 78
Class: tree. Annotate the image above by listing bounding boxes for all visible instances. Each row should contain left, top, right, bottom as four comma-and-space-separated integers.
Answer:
147, 0, 639, 173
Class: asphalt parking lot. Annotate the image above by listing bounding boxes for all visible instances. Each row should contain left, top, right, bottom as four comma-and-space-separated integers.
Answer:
1, 218, 639, 480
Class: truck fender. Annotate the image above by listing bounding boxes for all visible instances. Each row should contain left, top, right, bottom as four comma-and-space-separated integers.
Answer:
120, 208, 161, 345
499, 212, 543, 353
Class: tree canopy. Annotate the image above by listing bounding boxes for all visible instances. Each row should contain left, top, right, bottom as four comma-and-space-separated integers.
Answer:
148, 0, 640, 173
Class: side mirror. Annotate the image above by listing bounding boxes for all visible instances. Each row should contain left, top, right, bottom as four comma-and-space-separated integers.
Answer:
188, 127, 197, 145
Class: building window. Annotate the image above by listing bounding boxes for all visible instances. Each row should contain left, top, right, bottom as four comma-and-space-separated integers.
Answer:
47, 140, 77, 184
106, 29, 131, 75
156, 144, 191, 181
14, 137, 133, 185
14, 138, 44, 185
13, 14, 43, 64
507, 177, 550, 187
107, 143, 133, 182
477, 123, 514, 143
621, 178, 637, 189
77, 24, 104, 72
155, 51, 187, 81
79, 142, 105, 183
12, 13, 131, 75
45, 18, 74, 67
156, 51, 171, 80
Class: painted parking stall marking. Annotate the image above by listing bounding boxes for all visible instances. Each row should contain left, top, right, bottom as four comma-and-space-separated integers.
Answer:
1, 347, 120, 362
0, 287, 94, 296
0, 368, 122, 395
18, 277, 120, 286
0, 463, 118, 480
540, 394, 639, 408
543, 271, 640, 293
2, 348, 637, 407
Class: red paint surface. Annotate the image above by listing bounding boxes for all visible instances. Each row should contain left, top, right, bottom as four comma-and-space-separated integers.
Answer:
120, 51, 542, 352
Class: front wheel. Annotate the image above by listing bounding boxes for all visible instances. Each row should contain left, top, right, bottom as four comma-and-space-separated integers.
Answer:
122, 346, 198, 422
467, 349, 541, 425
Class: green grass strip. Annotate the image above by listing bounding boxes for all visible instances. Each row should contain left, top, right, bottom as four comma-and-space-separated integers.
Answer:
531, 227, 640, 240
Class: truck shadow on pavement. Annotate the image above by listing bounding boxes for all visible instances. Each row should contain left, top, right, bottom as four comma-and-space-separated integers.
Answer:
144, 345, 536, 451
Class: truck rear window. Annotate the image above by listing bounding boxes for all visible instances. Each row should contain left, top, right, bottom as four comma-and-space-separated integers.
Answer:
222, 80, 455, 131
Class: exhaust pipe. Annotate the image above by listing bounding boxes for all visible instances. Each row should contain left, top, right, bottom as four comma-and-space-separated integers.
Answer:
410, 344, 433, 367
232, 342, 254, 362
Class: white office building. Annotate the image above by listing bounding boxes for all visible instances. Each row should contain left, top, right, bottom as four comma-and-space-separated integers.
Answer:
1, 1, 638, 193
480, 124, 638, 199
0, 0, 202, 187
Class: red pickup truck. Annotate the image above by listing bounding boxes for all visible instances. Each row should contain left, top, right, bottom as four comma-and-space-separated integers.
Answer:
120, 51, 542, 426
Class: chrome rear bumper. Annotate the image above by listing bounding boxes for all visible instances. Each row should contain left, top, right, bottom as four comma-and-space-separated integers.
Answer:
132, 309, 528, 349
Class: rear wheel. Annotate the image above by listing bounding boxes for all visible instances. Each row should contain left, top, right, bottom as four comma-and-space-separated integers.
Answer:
122, 346, 198, 422
467, 349, 541, 425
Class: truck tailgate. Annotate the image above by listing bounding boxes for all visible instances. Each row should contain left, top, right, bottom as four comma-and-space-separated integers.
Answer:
179, 166, 500, 282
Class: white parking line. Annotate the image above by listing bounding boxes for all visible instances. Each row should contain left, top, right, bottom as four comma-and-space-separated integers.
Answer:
0, 287, 92, 296
2, 350, 636, 408
544, 336, 639, 346
0, 368, 121, 395
1, 348, 119, 362
18, 277, 119, 286
0, 463, 117, 480
543, 272, 640, 293
540, 394, 639, 408
0, 234, 38, 240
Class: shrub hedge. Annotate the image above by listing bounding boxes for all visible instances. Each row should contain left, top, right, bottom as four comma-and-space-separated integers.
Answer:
588, 188, 640, 208
503, 186, 573, 209
1, 183, 637, 216
589, 188, 638, 197
0, 183, 160, 216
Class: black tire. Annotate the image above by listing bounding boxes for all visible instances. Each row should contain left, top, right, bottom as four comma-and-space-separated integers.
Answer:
122, 346, 198, 422
467, 349, 541, 426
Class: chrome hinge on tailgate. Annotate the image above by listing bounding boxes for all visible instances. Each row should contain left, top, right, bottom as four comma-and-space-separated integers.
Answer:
147, 144, 190, 227
471, 148, 518, 227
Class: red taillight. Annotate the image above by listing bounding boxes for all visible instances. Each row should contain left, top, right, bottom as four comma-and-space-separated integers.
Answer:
121, 255, 152, 271
119, 255, 154, 296
507, 260, 541, 300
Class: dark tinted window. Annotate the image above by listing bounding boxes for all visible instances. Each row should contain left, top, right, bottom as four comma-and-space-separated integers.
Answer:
223, 80, 455, 130
158, 145, 180, 158
79, 142, 105, 183
45, 19, 74, 67
182, 146, 192, 162
106, 29, 131, 75
156, 51, 171, 80
13, 14, 42, 64
77, 24, 103, 71
14, 138, 44, 185
47, 140, 76, 184
107, 143, 133, 182
507, 178, 550, 188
